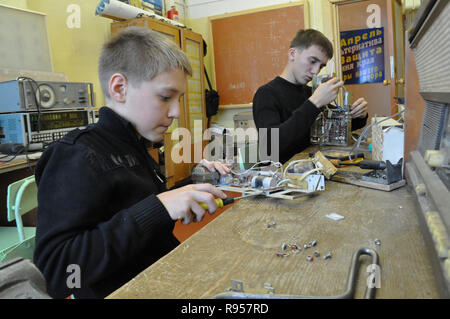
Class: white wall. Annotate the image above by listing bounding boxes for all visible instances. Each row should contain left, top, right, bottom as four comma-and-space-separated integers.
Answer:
186, 0, 332, 31
0, 0, 27, 9
187, 0, 292, 19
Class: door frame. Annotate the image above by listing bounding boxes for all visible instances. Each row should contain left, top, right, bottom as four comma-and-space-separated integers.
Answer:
329, 0, 401, 115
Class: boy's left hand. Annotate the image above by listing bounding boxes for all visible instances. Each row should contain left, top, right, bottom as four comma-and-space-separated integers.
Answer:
199, 159, 232, 176
350, 97, 368, 118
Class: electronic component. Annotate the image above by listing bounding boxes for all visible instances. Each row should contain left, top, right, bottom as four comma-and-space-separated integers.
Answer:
0, 110, 96, 147
310, 75, 353, 146
191, 165, 233, 185
310, 109, 352, 146
191, 165, 220, 184
250, 175, 277, 188
361, 159, 403, 185
0, 79, 94, 113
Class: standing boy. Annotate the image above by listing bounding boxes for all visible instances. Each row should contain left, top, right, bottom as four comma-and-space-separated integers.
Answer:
34, 27, 230, 298
253, 29, 368, 163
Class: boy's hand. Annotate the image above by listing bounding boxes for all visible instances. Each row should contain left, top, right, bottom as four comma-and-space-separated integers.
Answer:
199, 159, 232, 176
350, 97, 368, 118
157, 183, 227, 224
309, 78, 344, 108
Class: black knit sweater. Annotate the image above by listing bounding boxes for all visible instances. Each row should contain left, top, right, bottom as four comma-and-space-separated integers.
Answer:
34, 107, 179, 299
253, 76, 368, 163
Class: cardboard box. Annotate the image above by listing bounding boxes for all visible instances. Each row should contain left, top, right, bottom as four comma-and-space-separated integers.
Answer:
371, 117, 404, 163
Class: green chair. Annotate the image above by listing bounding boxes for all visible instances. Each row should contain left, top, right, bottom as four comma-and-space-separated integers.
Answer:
0, 176, 37, 263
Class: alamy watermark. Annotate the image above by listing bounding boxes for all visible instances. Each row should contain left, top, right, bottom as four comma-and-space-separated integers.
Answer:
66, 4, 81, 29
66, 264, 81, 289
366, 264, 381, 288
170, 120, 279, 164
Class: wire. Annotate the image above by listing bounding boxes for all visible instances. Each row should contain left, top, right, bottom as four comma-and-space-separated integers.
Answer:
23, 145, 35, 174
282, 159, 312, 178
230, 160, 282, 176
297, 168, 323, 182
16, 76, 43, 133
0, 147, 24, 163
0, 143, 40, 174
276, 178, 292, 187
332, 99, 346, 112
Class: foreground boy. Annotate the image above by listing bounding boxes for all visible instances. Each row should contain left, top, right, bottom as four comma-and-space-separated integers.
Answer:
34, 27, 230, 298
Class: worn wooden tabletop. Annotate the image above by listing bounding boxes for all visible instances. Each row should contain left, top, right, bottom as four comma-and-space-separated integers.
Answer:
108, 184, 439, 299
108, 154, 440, 299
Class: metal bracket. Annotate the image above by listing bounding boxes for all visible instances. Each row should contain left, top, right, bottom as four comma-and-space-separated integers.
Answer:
229, 280, 244, 292
213, 247, 380, 299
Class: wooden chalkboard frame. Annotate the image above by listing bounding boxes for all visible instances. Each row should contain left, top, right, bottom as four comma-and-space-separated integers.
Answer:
209, 2, 310, 109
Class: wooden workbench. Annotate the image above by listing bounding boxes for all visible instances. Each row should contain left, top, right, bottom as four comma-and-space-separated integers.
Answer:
108, 153, 440, 299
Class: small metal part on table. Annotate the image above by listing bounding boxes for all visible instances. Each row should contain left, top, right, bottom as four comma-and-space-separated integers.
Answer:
230, 280, 244, 292
374, 239, 381, 246
213, 247, 380, 299
306, 256, 314, 262
326, 213, 345, 221
267, 221, 276, 228
324, 252, 332, 260
276, 252, 290, 257
264, 283, 274, 294
314, 251, 320, 257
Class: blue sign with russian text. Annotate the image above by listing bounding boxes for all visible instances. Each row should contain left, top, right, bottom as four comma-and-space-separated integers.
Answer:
340, 27, 385, 84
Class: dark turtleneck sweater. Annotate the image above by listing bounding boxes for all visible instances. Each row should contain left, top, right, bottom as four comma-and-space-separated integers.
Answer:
253, 76, 367, 163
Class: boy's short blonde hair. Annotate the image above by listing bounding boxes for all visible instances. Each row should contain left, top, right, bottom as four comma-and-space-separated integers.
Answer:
98, 27, 192, 98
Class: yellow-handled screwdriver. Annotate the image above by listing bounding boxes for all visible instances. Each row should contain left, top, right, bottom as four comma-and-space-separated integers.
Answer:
199, 197, 235, 211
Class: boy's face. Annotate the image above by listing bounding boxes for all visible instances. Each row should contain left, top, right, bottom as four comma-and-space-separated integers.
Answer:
125, 68, 187, 142
290, 45, 329, 85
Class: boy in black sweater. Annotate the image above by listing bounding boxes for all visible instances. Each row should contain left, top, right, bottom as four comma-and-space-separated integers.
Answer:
33, 27, 230, 299
253, 29, 368, 164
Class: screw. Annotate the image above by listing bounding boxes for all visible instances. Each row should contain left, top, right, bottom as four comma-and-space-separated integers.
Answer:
310, 240, 318, 247
264, 283, 274, 294
314, 251, 320, 257
281, 242, 287, 251
323, 252, 332, 260
267, 221, 276, 228
276, 252, 289, 257
374, 239, 381, 246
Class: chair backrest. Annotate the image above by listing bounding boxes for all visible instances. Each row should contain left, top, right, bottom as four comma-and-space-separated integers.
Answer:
6, 175, 37, 242
6, 175, 37, 222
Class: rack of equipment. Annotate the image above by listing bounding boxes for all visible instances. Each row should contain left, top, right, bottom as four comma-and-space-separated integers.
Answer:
0, 79, 93, 112
0, 77, 96, 150
0, 110, 96, 147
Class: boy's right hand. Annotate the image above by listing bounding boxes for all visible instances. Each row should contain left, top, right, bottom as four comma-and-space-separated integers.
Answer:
309, 77, 344, 108
157, 183, 227, 224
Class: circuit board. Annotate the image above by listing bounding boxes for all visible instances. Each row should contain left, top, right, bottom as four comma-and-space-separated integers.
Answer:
310, 109, 352, 146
